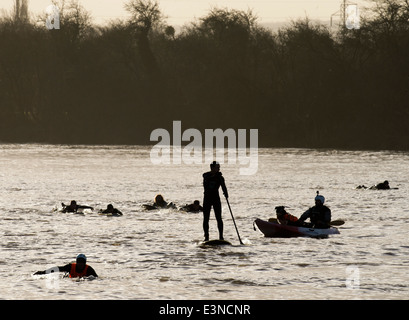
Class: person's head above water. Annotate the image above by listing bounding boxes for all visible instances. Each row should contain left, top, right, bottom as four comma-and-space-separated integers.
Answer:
210, 161, 220, 172
76, 253, 87, 264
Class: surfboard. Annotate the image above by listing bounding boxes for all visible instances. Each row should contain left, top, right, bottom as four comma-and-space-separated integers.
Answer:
201, 239, 232, 246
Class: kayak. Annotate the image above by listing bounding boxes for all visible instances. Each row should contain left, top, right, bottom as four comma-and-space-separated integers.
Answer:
254, 218, 340, 238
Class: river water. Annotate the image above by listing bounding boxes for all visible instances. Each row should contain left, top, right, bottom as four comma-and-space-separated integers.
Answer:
1, 144, 408, 300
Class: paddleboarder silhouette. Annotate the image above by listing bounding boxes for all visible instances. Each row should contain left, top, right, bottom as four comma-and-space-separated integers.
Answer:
202, 161, 228, 241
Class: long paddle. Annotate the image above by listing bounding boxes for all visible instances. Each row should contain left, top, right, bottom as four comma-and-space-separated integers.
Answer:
329, 219, 345, 226
225, 197, 244, 245
268, 217, 345, 226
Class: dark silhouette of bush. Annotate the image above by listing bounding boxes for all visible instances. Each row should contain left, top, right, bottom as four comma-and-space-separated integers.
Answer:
0, 0, 408, 150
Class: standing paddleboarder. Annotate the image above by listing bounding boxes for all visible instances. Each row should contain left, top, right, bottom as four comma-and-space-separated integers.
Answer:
202, 161, 228, 241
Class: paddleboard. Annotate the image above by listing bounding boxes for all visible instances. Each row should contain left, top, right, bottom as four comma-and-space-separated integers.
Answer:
98, 212, 122, 217
201, 239, 232, 246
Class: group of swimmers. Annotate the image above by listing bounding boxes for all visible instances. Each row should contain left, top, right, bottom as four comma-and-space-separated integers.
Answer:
142, 194, 203, 213
59, 197, 204, 216
60, 200, 123, 216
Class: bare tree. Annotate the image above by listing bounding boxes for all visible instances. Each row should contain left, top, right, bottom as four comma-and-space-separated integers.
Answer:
124, 0, 163, 77
125, 0, 163, 33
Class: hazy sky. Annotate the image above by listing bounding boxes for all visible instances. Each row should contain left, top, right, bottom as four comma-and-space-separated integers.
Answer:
1, 0, 366, 26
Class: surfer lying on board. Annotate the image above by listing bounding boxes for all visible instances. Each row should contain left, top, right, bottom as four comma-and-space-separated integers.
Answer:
99, 204, 123, 216
33, 254, 98, 278
180, 200, 203, 213
202, 161, 228, 241
357, 180, 392, 190
298, 192, 331, 229
372, 180, 391, 189
143, 194, 176, 210
61, 200, 94, 213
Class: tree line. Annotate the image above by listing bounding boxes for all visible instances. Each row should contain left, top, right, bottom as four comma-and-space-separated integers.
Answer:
0, 0, 408, 150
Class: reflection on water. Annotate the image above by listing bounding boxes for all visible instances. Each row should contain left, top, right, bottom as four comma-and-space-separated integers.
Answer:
1, 144, 409, 299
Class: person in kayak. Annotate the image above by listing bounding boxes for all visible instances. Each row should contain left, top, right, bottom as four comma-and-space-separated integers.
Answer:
298, 192, 331, 228
33, 254, 98, 278
61, 200, 94, 213
99, 204, 123, 216
202, 161, 228, 241
275, 206, 299, 226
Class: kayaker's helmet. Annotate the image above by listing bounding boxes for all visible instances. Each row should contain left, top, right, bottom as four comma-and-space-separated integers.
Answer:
315, 194, 325, 204
76, 253, 87, 263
